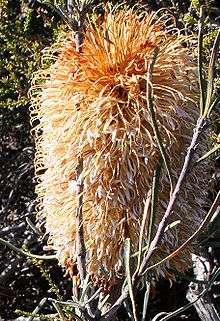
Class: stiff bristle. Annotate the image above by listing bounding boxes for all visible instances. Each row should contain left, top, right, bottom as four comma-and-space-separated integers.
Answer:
30, 8, 209, 286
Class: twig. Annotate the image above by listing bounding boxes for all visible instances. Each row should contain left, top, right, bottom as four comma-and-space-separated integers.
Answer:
15, 309, 55, 320
133, 190, 151, 280
0, 237, 56, 260
124, 238, 138, 321
198, 6, 205, 114
48, 297, 93, 321
48, 298, 82, 309
204, 28, 220, 116
42, 1, 77, 30
140, 189, 220, 274
98, 293, 110, 312
133, 159, 162, 280
84, 288, 102, 307
75, 157, 86, 282
196, 144, 220, 163
151, 267, 220, 321
26, 218, 43, 236
27, 298, 47, 321
74, 3, 87, 284
141, 282, 151, 321
147, 159, 163, 252
138, 115, 208, 276
69, 3, 99, 320
100, 290, 128, 321
52, 302, 66, 321
79, 274, 91, 304
146, 48, 174, 194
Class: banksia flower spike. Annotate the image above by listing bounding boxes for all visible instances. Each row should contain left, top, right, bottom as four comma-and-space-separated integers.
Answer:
31, 7, 209, 287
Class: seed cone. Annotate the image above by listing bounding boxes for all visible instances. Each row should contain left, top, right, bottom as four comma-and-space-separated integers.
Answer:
31, 8, 209, 286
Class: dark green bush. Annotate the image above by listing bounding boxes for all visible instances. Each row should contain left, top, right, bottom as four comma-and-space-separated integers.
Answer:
0, 0, 62, 109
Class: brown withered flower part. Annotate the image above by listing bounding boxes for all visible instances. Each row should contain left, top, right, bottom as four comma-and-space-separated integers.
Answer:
30, 7, 209, 286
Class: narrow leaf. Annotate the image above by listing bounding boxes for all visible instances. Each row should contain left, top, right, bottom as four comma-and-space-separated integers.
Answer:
124, 238, 138, 321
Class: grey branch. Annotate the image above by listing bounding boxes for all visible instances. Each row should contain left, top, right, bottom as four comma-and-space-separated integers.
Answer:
139, 116, 208, 275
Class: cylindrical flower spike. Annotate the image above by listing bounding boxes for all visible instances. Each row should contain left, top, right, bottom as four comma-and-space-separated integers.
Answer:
31, 7, 209, 287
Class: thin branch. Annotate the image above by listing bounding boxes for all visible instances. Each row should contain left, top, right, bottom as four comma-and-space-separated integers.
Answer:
198, 6, 205, 115
52, 302, 66, 321
138, 116, 208, 276
124, 238, 138, 321
141, 282, 151, 321
99, 290, 128, 321
196, 144, 220, 164
27, 298, 48, 321
141, 190, 220, 274
42, 1, 78, 30
147, 159, 163, 251
98, 293, 110, 311
151, 267, 220, 321
133, 159, 162, 280
75, 157, 86, 282
84, 288, 102, 306
146, 48, 174, 194
74, 4, 87, 283
79, 274, 91, 303
0, 237, 56, 260
48, 298, 83, 309
133, 190, 151, 280
204, 28, 220, 116
26, 218, 43, 236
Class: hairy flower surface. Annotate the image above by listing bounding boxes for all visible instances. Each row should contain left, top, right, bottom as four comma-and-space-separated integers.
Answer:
31, 8, 209, 286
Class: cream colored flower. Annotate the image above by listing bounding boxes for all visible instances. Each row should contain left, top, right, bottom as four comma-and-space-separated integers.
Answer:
31, 7, 209, 287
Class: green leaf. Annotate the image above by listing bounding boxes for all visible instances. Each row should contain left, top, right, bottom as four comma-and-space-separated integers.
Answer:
164, 220, 181, 232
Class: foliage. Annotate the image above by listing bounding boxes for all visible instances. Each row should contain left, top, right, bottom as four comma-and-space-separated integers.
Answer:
0, 0, 62, 109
